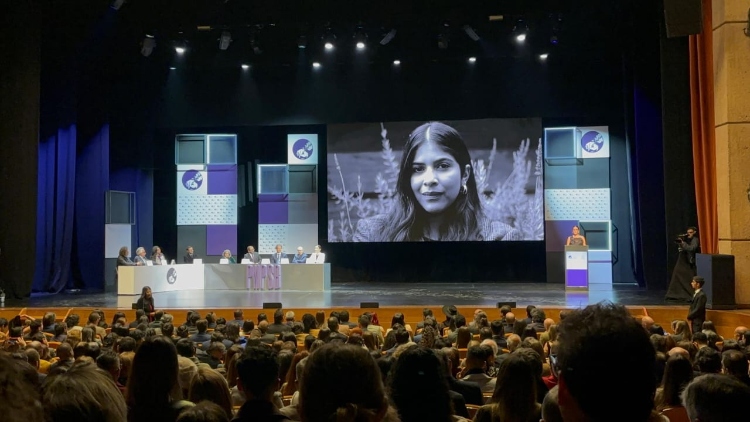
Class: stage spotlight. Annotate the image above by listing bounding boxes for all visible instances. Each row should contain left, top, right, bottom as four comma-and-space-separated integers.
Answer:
175, 46, 186, 54
141, 35, 156, 57
513, 20, 528, 43
380, 28, 397, 45
219, 31, 232, 50
463, 25, 480, 41
353, 24, 368, 50
550, 35, 559, 45
312, 62, 321, 68
241, 64, 250, 69
516, 33, 526, 42
393, 59, 401, 65
468, 56, 477, 63
324, 41, 334, 50
539, 53, 549, 60
169, 66, 176, 70
297, 35, 307, 49
111, 0, 126, 10
356, 41, 365, 49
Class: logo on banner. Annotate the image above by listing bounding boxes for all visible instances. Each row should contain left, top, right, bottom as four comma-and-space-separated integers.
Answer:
581, 131, 605, 154
181, 170, 204, 191
167, 268, 177, 284
292, 138, 314, 161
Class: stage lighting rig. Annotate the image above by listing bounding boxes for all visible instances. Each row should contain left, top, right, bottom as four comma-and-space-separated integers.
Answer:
513, 20, 528, 43
437, 22, 450, 49
463, 25, 480, 41
353, 24, 368, 50
250, 33, 262, 54
141, 35, 156, 57
219, 31, 233, 50
297, 35, 307, 49
379, 28, 397, 45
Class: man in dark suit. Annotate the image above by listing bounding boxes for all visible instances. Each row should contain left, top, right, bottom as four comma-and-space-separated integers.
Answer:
183, 246, 198, 263
688, 276, 707, 335
243, 246, 261, 263
270, 244, 287, 264
189, 319, 212, 344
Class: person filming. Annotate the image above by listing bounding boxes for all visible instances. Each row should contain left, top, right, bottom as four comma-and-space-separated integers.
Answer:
665, 226, 700, 303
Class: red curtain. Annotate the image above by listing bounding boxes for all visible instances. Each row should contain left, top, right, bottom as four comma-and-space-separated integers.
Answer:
689, 0, 717, 254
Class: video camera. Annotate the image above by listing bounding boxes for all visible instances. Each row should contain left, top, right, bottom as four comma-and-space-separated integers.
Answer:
674, 233, 689, 244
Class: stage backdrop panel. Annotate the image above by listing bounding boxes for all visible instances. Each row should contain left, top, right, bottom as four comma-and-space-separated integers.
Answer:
327, 118, 544, 242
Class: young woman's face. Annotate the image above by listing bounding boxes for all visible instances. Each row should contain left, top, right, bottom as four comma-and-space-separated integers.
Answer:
410, 141, 464, 215
572, 226, 579, 235
145, 288, 152, 298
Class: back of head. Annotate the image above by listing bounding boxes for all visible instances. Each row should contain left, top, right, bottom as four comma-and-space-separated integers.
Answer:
43, 363, 127, 422
721, 349, 749, 378
126, 336, 180, 409
188, 367, 232, 419
176, 401, 229, 422
492, 351, 538, 421
0, 354, 44, 422
236, 346, 279, 400
682, 373, 750, 422
387, 346, 453, 422
695, 346, 721, 374
542, 385, 563, 422
299, 343, 387, 422
557, 303, 655, 422
274, 309, 284, 324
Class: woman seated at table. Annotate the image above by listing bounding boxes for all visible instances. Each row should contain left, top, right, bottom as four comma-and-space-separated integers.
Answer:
221, 249, 236, 264
117, 247, 135, 267
151, 246, 167, 265
566, 225, 587, 246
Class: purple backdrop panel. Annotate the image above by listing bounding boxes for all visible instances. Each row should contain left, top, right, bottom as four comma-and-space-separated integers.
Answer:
259, 201, 289, 224
545, 220, 579, 252
207, 165, 237, 195
566, 269, 588, 288
206, 224, 237, 256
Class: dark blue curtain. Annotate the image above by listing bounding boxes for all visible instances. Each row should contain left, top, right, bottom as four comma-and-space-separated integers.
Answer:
34, 125, 78, 293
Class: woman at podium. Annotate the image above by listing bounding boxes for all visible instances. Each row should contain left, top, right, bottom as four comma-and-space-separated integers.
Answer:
565, 226, 587, 246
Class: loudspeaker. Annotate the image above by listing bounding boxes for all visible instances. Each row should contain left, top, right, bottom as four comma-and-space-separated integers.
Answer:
696, 253, 736, 310
263, 302, 282, 309
360, 302, 379, 308
664, 0, 703, 38
496, 301, 517, 308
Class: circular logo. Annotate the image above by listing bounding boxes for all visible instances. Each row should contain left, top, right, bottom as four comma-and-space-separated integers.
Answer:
292, 138, 314, 161
581, 131, 604, 154
167, 268, 177, 285
181, 170, 204, 191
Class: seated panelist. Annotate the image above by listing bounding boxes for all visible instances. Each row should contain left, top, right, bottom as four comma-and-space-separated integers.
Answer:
270, 244, 287, 264
117, 247, 135, 267
221, 249, 237, 264
183, 246, 198, 263
243, 246, 261, 264
151, 246, 167, 265
308, 245, 326, 264
133, 247, 148, 266
292, 246, 308, 264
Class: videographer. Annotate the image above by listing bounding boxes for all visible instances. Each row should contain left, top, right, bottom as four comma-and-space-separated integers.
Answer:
665, 227, 701, 303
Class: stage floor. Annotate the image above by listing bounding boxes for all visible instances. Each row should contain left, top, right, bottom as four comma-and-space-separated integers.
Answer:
10, 282, 671, 310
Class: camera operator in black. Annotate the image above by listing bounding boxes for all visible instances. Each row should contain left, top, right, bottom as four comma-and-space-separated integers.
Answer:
666, 227, 701, 303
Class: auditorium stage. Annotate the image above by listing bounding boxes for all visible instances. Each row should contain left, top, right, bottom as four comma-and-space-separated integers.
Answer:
10, 282, 669, 310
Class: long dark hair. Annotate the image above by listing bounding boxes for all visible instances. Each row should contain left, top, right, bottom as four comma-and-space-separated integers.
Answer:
659, 354, 693, 410
140, 286, 152, 302
126, 336, 181, 417
379, 122, 484, 241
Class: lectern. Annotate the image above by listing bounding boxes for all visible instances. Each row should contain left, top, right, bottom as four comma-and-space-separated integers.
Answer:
565, 245, 589, 290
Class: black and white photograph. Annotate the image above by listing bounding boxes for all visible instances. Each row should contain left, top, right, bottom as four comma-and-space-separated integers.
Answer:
327, 118, 544, 242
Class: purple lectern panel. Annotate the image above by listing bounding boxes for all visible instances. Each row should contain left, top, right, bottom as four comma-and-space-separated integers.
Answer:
566, 269, 588, 288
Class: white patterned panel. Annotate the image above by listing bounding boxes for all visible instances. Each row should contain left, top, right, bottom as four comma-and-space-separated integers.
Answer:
259, 224, 289, 254
177, 195, 237, 225
544, 189, 610, 221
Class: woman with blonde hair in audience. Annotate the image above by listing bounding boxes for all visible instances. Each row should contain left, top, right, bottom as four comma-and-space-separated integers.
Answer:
475, 352, 541, 422
671, 320, 691, 342
126, 336, 187, 422
299, 343, 400, 422
188, 367, 233, 420
281, 351, 309, 396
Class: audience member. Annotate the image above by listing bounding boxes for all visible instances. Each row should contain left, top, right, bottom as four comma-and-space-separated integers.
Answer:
234, 346, 291, 422
475, 352, 541, 422
681, 373, 750, 421
43, 362, 127, 422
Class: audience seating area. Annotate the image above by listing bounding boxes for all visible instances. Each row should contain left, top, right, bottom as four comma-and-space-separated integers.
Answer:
2, 303, 750, 422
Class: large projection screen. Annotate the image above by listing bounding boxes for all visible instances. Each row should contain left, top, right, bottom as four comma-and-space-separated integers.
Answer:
327, 118, 543, 242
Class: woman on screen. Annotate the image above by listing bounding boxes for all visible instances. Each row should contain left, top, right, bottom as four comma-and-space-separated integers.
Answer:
353, 121, 521, 242
565, 226, 587, 246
